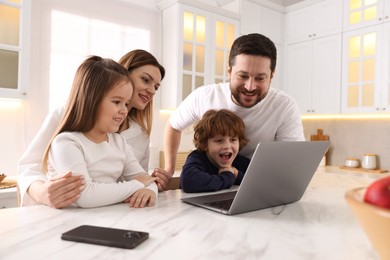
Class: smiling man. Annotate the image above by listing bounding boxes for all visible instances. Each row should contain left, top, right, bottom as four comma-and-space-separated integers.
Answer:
154, 33, 305, 190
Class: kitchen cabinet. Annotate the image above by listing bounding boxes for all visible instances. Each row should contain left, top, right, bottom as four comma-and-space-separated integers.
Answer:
240, 0, 284, 44
285, 0, 342, 44
343, 0, 390, 32
160, 3, 238, 109
239, 0, 284, 90
341, 22, 390, 113
0, 0, 31, 99
285, 34, 342, 114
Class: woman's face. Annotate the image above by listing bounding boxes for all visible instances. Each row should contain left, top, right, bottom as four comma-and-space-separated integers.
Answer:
128, 65, 162, 110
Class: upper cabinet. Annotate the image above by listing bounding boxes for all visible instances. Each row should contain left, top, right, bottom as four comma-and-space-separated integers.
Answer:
240, 0, 284, 44
285, 0, 342, 44
284, 0, 343, 115
239, 0, 284, 90
160, 3, 238, 109
286, 34, 342, 114
343, 0, 390, 32
0, 0, 31, 99
341, 22, 390, 113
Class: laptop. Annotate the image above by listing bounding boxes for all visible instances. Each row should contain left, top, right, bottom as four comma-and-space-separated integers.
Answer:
181, 141, 330, 215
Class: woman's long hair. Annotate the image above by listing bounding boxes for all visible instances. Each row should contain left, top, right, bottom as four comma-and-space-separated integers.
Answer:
119, 50, 165, 136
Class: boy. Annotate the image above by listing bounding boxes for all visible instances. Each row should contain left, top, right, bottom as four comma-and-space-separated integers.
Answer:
180, 109, 250, 193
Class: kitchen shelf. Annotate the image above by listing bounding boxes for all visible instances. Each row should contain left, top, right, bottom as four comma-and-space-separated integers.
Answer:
339, 166, 388, 174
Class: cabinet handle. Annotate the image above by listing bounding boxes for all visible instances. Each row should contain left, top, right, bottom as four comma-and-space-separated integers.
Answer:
312, 33, 316, 37
378, 17, 383, 21
385, 16, 389, 20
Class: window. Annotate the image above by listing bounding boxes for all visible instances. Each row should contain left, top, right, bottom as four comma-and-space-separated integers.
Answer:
48, 10, 151, 111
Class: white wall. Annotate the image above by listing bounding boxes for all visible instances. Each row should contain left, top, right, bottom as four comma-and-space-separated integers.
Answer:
0, 0, 161, 176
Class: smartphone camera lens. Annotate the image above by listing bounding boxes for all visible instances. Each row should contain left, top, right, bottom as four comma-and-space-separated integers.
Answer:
124, 231, 142, 238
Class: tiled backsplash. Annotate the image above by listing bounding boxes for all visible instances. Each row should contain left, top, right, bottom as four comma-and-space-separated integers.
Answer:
303, 118, 390, 171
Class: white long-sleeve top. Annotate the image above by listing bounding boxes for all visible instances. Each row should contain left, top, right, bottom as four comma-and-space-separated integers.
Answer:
48, 132, 157, 208
17, 106, 151, 206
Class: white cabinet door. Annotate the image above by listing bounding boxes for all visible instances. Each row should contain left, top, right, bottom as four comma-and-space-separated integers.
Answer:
240, 0, 261, 35
341, 24, 390, 113
285, 41, 312, 113
286, 0, 342, 44
310, 34, 342, 114
343, 0, 390, 32
286, 34, 341, 114
240, 0, 283, 44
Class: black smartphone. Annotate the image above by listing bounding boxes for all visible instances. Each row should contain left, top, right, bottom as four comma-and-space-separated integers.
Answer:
61, 225, 149, 249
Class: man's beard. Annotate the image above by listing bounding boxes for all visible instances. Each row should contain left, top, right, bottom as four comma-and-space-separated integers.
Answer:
231, 88, 268, 108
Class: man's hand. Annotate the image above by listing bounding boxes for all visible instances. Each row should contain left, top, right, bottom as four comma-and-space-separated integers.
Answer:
29, 171, 85, 209
124, 189, 156, 208
151, 168, 172, 191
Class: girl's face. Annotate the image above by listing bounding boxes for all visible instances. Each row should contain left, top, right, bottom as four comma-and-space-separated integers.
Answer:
92, 80, 133, 140
128, 65, 162, 110
206, 135, 240, 169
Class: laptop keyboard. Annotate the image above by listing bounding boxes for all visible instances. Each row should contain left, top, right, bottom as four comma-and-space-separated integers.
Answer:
203, 198, 234, 211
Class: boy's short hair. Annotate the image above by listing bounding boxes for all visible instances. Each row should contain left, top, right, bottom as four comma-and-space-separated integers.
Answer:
193, 109, 248, 151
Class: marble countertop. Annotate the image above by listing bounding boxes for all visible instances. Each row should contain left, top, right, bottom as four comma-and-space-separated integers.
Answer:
0, 169, 381, 260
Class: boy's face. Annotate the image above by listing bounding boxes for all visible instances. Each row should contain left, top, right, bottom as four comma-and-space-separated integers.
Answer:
206, 135, 240, 169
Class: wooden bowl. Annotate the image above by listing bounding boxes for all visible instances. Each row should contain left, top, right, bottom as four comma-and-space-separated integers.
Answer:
345, 187, 390, 260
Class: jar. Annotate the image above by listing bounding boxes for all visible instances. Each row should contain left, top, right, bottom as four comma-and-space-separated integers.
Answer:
362, 154, 377, 170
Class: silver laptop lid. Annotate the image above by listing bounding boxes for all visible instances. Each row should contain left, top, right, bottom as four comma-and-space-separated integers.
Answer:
228, 141, 330, 215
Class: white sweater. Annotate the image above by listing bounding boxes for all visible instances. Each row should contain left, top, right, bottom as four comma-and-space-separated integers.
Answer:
48, 132, 157, 208
17, 106, 151, 206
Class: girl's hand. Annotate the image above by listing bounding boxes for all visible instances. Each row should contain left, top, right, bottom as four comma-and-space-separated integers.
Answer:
125, 188, 156, 208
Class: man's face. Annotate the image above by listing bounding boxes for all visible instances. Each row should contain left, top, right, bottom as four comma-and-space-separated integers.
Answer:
228, 54, 274, 108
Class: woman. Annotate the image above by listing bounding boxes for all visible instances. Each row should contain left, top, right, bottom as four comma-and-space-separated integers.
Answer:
17, 50, 168, 208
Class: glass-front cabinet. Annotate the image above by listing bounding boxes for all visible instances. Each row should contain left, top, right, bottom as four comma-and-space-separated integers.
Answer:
343, 0, 390, 31
160, 3, 238, 109
0, 0, 30, 98
342, 23, 390, 113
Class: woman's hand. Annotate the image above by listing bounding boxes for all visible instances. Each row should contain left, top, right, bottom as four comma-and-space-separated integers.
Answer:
124, 188, 156, 208
28, 171, 85, 208
151, 168, 172, 191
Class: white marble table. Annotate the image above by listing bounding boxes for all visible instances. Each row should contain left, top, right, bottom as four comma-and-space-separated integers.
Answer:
0, 169, 382, 260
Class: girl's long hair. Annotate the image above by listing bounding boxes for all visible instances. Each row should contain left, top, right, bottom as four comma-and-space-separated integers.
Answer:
42, 56, 130, 172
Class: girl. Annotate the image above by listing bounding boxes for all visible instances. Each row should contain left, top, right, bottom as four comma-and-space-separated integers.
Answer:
18, 50, 168, 208
180, 109, 251, 193
42, 56, 157, 208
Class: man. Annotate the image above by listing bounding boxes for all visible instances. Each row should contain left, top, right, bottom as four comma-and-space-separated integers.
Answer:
153, 33, 305, 190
